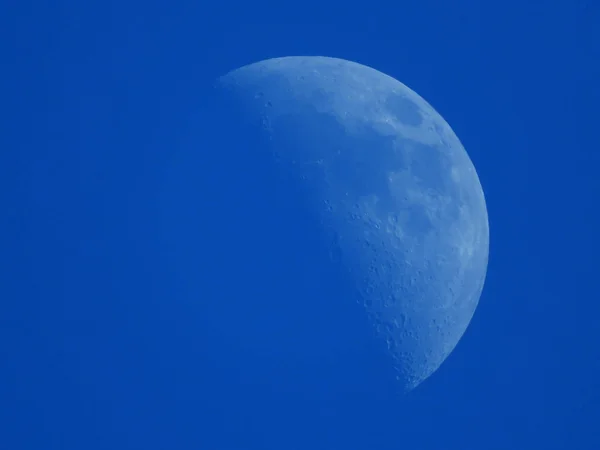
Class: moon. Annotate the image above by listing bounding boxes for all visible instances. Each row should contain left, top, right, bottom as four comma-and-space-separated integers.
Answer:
215, 56, 489, 391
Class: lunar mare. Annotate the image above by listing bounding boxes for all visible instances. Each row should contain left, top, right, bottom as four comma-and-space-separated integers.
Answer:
217, 56, 489, 390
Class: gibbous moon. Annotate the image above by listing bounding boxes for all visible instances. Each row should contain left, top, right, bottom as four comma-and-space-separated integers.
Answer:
216, 56, 489, 391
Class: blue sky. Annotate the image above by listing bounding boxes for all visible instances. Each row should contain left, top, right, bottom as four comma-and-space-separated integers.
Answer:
1, 1, 599, 449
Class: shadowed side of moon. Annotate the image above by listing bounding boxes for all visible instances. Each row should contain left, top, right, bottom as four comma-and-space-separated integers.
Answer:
215, 56, 489, 391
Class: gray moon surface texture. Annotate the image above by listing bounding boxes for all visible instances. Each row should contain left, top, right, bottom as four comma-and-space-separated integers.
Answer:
216, 56, 489, 391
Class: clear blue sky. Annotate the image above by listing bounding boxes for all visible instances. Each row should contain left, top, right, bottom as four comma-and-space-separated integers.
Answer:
1, 1, 599, 449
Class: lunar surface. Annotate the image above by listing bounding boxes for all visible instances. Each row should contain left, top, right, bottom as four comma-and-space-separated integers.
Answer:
216, 56, 489, 390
